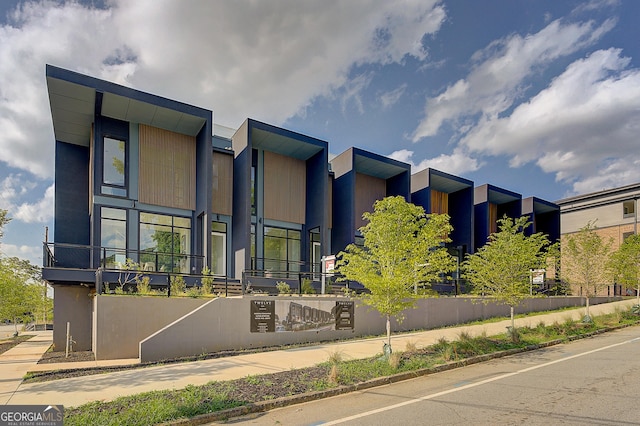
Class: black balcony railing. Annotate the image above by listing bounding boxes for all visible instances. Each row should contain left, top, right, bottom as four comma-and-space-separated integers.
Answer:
43, 242, 204, 275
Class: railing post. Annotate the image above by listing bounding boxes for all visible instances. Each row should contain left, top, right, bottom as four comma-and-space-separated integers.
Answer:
225, 275, 228, 298
167, 273, 171, 297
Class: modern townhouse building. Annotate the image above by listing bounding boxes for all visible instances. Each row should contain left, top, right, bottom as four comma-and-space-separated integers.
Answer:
411, 168, 474, 254
230, 119, 331, 283
42, 65, 561, 352
44, 64, 214, 349
473, 184, 523, 252
522, 196, 560, 241
329, 147, 411, 254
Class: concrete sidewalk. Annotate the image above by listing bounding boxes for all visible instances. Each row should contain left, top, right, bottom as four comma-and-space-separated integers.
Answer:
1, 299, 637, 408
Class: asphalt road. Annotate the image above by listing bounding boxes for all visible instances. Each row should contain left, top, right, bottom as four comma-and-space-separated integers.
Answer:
219, 326, 640, 425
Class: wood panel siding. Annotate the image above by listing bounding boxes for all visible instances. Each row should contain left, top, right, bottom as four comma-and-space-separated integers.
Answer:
430, 189, 449, 214
355, 173, 386, 229
139, 124, 196, 210
489, 203, 498, 234
263, 151, 306, 223
212, 152, 233, 216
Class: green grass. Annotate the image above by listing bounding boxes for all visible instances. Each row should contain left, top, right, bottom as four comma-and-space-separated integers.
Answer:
63, 308, 640, 425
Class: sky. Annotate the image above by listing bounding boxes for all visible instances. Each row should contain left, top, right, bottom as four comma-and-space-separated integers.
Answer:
0, 0, 639, 265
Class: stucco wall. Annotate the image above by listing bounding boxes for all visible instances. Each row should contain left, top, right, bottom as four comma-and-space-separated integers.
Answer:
95, 294, 622, 363
92, 295, 208, 360
53, 285, 93, 352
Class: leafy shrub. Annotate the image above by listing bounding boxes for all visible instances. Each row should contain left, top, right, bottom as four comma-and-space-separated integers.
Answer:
276, 281, 292, 294
170, 275, 186, 296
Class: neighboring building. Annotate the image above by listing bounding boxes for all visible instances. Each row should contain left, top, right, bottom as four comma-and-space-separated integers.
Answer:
329, 147, 411, 254
557, 183, 640, 296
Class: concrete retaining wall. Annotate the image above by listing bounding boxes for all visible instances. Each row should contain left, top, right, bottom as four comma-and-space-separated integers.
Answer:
85, 294, 620, 363
93, 295, 208, 360
53, 285, 93, 352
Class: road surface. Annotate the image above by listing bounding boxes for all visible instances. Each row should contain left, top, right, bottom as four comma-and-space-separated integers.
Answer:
218, 325, 640, 425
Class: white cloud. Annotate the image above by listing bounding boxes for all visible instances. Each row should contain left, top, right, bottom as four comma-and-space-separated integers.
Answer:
0, 0, 446, 180
13, 184, 54, 224
339, 72, 374, 115
458, 48, 640, 195
0, 174, 36, 201
389, 148, 480, 176
411, 17, 615, 141
379, 84, 407, 109
0, 242, 41, 264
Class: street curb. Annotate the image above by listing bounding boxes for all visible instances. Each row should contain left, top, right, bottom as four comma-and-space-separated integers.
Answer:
162, 323, 635, 425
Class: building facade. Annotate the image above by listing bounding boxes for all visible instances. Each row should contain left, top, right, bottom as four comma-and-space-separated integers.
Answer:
557, 183, 640, 296
43, 65, 560, 350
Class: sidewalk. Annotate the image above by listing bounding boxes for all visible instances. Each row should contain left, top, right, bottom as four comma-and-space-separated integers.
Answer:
1, 299, 637, 408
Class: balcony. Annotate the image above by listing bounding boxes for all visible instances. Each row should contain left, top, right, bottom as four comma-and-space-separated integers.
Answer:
42, 242, 206, 285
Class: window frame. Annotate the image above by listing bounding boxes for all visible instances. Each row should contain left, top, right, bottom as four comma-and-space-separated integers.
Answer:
101, 135, 128, 197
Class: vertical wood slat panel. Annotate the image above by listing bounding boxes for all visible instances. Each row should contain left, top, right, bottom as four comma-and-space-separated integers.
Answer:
138, 125, 196, 210
430, 189, 449, 214
489, 203, 498, 234
212, 152, 233, 215
263, 151, 306, 223
355, 173, 386, 229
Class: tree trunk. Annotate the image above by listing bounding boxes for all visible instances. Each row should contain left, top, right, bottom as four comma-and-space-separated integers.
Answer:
386, 315, 391, 348
510, 305, 515, 332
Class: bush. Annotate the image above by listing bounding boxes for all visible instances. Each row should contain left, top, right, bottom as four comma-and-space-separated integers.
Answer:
170, 275, 186, 296
201, 266, 214, 295
301, 279, 316, 294
276, 281, 292, 294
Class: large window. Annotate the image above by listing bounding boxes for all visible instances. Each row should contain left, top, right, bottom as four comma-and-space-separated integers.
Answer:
101, 207, 127, 268
211, 221, 227, 276
140, 213, 191, 273
264, 227, 301, 275
102, 137, 127, 197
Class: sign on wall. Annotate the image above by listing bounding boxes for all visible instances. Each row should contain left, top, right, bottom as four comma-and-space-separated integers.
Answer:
334, 301, 354, 330
250, 299, 355, 333
250, 300, 275, 333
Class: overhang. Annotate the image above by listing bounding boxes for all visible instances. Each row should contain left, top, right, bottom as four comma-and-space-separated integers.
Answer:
249, 120, 327, 161
46, 65, 208, 147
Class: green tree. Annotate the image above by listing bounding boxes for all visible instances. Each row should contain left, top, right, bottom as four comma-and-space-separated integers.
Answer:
562, 221, 613, 321
608, 234, 640, 305
0, 209, 10, 240
463, 216, 552, 339
0, 257, 44, 335
337, 196, 455, 350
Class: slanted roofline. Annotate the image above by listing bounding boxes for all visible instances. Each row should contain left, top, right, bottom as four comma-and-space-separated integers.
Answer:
46, 64, 211, 147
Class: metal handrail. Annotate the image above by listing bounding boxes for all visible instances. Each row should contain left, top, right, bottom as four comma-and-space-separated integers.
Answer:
42, 242, 205, 275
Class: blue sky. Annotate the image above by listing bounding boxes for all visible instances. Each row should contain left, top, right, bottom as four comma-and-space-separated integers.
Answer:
1, 0, 639, 265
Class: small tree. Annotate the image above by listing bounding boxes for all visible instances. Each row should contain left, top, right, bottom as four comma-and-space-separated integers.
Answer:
463, 216, 551, 340
562, 221, 613, 321
608, 234, 640, 305
0, 257, 43, 335
337, 196, 455, 351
